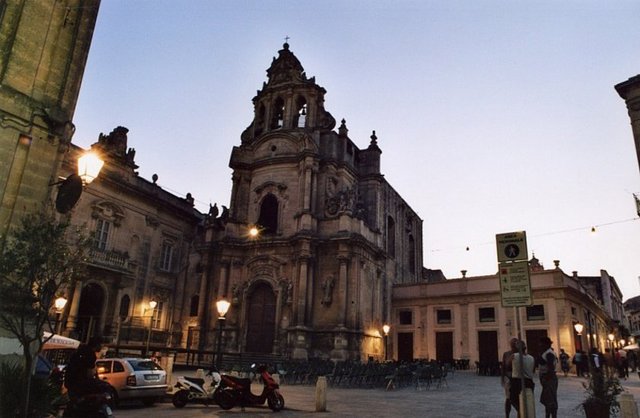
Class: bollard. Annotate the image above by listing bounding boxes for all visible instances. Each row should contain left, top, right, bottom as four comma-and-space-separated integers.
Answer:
519, 387, 535, 418
315, 376, 327, 412
620, 393, 639, 418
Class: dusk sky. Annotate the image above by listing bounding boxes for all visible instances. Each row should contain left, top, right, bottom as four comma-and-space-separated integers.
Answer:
72, 1, 640, 299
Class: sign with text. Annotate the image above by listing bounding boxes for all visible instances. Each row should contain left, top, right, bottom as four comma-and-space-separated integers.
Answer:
496, 231, 528, 263
499, 260, 533, 307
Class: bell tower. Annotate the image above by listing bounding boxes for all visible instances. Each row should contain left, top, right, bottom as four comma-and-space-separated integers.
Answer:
240, 42, 335, 143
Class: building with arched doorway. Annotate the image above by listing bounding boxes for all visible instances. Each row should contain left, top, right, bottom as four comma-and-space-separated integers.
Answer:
191, 43, 426, 361
55, 127, 203, 349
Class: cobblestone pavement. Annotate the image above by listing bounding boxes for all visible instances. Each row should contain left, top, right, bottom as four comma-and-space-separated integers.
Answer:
113, 369, 640, 417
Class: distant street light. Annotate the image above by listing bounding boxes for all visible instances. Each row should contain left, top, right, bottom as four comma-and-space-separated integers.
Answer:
215, 299, 231, 370
54, 296, 67, 334
145, 299, 157, 357
574, 322, 584, 335
382, 324, 391, 361
608, 333, 615, 349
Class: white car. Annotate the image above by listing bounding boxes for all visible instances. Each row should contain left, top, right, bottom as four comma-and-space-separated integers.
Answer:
96, 358, 167, 406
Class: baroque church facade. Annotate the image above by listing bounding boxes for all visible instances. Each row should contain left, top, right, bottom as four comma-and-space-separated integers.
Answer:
190, 43, 425, 361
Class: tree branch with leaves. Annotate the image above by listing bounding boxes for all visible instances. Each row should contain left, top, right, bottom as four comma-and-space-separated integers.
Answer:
0, 207, 90, 418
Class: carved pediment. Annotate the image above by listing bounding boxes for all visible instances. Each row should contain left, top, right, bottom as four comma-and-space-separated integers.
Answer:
91, 200, 125, 226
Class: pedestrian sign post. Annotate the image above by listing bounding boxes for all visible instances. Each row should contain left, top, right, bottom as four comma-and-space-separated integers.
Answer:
495, 230, 533, 418
496, 231, 528, 263
498, 260, 533, 307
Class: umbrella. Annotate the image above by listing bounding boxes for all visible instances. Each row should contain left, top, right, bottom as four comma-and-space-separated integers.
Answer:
622, 343, 639, 351
42, 331, 80, 350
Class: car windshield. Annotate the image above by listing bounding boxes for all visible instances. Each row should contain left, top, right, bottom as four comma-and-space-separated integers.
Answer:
128, 360, 163, 371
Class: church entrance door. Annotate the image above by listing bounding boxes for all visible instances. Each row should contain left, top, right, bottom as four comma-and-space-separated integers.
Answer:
245, 282, 276, 353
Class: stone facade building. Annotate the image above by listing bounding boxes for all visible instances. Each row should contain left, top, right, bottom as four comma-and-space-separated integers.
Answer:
392, 257, 624, 365
191, 43, 424, 361
56, 127, 203, 351
0, 0, 100, 357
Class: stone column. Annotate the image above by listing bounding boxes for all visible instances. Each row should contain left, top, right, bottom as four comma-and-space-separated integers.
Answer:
615, 75, 640, 175
65, 281, 83, 335
338, 256, 349, 327
296, 257, 309, 326
217, 262, 229, 298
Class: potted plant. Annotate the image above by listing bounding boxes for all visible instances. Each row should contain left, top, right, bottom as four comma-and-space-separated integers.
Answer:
580, 367, 623, 418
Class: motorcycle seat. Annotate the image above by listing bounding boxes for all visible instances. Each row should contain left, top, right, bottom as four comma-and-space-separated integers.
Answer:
184, 376, 205, 386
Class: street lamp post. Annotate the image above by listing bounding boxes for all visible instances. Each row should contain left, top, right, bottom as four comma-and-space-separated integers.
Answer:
215, 299, 230, 370
54, 296, 67, 335
608, 333, 615, 350
145, 300, 157, 357
574, 322, 584, 351
382, 324, 390, 361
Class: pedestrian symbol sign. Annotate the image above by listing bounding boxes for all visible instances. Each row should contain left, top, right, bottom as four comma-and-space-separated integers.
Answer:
499, 260, 533, 307
496, 231, 528, 263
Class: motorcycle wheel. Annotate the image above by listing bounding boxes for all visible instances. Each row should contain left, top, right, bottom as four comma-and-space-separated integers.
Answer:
215, 389, 236, 410
267, 392, 285, 412
172, 389, 189, 408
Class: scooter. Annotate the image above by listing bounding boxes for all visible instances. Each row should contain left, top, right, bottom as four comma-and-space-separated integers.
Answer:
215, 364, 285, 412
172, 368, 222, 408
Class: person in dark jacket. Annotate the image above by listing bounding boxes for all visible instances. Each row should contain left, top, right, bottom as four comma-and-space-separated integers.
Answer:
64, 337, 108, 398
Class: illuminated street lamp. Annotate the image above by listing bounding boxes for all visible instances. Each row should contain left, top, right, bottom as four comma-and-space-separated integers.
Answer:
145, 300, 157, 357
215, 299, 231, 369
77, 151, 104, 185
608, 333, 615, 349
54, 296, 67, 334
382, 324, 391, 361
574, 322, 584, 335
54, 150, 104, 214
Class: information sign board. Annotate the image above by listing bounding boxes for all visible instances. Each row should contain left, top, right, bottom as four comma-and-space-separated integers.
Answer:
499, 260, 533, 307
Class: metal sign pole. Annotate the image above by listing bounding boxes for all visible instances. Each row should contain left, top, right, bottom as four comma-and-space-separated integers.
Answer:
516, 306, 528, 418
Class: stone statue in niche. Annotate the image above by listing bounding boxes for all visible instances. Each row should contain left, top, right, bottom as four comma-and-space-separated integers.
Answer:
321, 276, 335, 306
285, 280, 293, 305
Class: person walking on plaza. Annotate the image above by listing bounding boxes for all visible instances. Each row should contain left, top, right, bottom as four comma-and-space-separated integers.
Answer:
501, 337, 519, 418
538, 337, 558, 418
511, 340, 535, 418
559, 348, 570, 377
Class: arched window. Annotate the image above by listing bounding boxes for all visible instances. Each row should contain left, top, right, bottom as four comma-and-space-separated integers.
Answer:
119, 295, 130, 320
271, 97, 285, 129
255, 103, 266, 136
387, 216, 395, 257
294, 96, 307, 128
257, 193, 279, 235
408, 234, 416, 274
190, 295, 199, 317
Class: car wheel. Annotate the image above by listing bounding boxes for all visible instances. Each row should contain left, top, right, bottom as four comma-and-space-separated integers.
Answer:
172, 390, 189, 408
142, 397, 156, 407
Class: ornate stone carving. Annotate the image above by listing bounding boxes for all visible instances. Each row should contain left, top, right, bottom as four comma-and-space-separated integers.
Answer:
321, 275, 335, 306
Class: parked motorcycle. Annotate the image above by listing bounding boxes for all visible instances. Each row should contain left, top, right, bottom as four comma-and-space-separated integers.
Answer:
215, 363, 284, 412
172, 368, 222, 408
62, 391, 114, 418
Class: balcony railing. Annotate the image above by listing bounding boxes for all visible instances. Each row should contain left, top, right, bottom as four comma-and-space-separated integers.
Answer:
88, 247, 131, 272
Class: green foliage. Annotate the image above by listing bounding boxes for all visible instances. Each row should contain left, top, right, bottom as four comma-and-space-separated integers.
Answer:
0, 361, 66, 418
582, 368, 623, 414
0, 208, 90, 356
0, 207, 89, 417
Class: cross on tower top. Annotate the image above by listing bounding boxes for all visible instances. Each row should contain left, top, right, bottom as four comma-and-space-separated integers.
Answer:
285, 35, 290, 43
